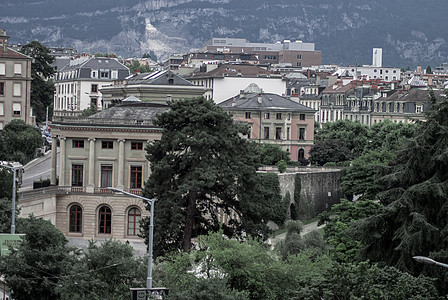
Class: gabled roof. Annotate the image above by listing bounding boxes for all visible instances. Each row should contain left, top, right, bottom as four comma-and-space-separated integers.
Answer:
322, 82, 356, 94
88, 102, 169, 124
126, 70, 194, 86
60, 57, 128, 72
219, 92, 315, 113
0, 46, 31, 60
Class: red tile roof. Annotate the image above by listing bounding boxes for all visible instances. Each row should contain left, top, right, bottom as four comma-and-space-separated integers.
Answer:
0, 46, 31, 60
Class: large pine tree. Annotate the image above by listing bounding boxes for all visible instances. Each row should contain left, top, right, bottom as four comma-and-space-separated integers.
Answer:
356, 92, 448, 277
142, 97, 270, 257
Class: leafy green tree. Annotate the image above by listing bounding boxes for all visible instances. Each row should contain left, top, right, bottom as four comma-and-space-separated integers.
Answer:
276, 159, 287, 173
128, 60, 151, 74
20, 41, 55, 123
309, 138, 353, 166
257, 143, 291, 165
365, 119, 417, 153
426, 65, 432, 74
355, 93, 448, 290
0, 119, 42, 164
0, 216, 76, 300
143, 97, 262, 257
80, 103, 98, 116
254, 173, 286, 226
58, 239, 146, 299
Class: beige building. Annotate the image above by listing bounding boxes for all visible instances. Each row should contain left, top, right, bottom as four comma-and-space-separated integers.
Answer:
0, 26, 33, 129
19, 102, 168, 251
100, 70, 206, 107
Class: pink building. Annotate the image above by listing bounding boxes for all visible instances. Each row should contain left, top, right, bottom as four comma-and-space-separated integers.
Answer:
219, 84, 315, 161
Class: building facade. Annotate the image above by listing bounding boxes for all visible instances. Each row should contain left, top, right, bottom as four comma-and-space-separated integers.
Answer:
53, 56, 130, 115
219, 84, 315, 161
0, 26, 33, 129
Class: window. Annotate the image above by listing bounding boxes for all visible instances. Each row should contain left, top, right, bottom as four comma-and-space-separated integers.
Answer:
127, 207, 141, 236
72, 164, 83, 186
297, 62, 301, 67
0, 103, 3, 116
245, 112, 251, 119
299, 128, 305, 140
287, 127, 290, 140
298, 149, 305, 159
416, 105, 422, 113
14, 63, 22, 75
264, 112, 270, 119
13, 103, 21, 116
297, 54, 302, 60
13, 83, 21, 97
0, 63, 5, 75
100, 70, 110, 78
131, 142, 143, 150
98, 206, 112, 234
102, 141, 113, 149
264, 127, 270, 139
91, 84, 98, 93
299, 114, 305, 121
130, 166, 143, 189
72, 140, 84, 148
69, 205, 82, 233
276, 113, 282, 120
101, 165, 113, 188
275, 127, 282, 140
0, 82, 4, 95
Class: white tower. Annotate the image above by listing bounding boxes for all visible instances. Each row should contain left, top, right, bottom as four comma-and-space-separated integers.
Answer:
372, 48, 382, 67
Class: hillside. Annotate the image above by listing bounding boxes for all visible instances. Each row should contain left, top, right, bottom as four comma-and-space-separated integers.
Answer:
1, 0, 447, 67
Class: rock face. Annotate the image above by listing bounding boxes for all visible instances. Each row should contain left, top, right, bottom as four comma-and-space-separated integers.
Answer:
2, 0, 448, 66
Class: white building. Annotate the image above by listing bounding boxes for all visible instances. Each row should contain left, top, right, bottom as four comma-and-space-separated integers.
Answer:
372, 48, 383, 68
53, 56, 130, 115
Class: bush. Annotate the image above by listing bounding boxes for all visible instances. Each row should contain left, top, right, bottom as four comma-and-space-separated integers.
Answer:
277, 160, 287, 173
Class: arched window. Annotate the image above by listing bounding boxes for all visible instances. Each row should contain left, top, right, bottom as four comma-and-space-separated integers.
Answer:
98, 206, 112, 234
69, 204, 82, 233
298, 149, 305, 159
127, 207, 142, 236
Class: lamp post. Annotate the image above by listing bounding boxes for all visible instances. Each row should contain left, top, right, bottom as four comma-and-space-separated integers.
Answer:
108, 187, 154, 289
413, 256, 448, 269
0, 161, 23, 234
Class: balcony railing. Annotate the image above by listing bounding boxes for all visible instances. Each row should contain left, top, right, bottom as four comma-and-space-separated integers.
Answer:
52, 116, 154, 127
19, 186, 143, 200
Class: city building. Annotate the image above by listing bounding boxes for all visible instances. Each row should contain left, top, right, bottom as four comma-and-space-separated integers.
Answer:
187, 64, 286, 103
201, 38, 321, 67
53, 56, 130, 116
100, 70, 206, 108
0, 25, 33, 128
19, 102, 168, 252
218, 84, 315, 161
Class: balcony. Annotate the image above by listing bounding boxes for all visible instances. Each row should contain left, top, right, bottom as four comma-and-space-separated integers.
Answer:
19, 186, 143, 200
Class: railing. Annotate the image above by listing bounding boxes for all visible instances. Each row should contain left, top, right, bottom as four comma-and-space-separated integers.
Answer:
52, 116, 155, 127
19, 186, 143, 199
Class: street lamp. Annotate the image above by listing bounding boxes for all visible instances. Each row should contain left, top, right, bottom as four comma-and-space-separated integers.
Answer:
108, 187, 155, 289
0, 161, 23, 234
413, 256, 448, 269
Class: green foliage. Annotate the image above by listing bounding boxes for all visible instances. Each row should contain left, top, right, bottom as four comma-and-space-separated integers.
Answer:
94, 52, 117, 58
319, 199, 382, 263
309, 139, 353, 166
341, 149, 396, 201
354, 93, 448, 293
255, 173, 286, 226
80, 103, 98, 116
128, 60, 151, 74
0, 216, 74, 300
20, 41, 55, 123
0, 119, 42, 164
276, 159, 287, 173
257, 143, 291, 165
143, 97, 263, 257
426, 65, 432, 74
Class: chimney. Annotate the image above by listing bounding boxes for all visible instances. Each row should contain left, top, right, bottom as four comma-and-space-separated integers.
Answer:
258, 93, 262, 104
416, 65, 422, 73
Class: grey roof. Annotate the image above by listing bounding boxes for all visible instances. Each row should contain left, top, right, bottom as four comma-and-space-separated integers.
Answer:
122, 95, 142, 102
219, 92, 315, 112
126, 70, 194, 86
87, 103, 169, 125
60, 57, 129, 73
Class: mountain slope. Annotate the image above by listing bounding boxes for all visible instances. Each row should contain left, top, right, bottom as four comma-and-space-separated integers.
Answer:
1, 0, 447, 67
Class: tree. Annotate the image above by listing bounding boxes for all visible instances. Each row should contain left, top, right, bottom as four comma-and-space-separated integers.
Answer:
256, 143, 291, 165
309, 138, 353, 166
143, 97, 262, 257
128, 60, 151, 74
355, 93, 448, 291
0, 119, 42, 164
0, 216, 76, 300
426, 65, 432, 74
20, 41, 55, 123
80, 102, 98, 116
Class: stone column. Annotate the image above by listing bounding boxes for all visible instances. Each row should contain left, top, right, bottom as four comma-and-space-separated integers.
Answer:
86, 138, 96, 193
50, 136, 57, 185
58, 137, 66, 186
117, 138, 125, 189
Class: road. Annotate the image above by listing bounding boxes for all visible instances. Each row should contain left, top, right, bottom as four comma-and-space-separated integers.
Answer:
21, 149, 58, 190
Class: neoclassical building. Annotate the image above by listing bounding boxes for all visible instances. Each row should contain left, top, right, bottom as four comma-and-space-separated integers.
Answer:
19, 102, 168, 251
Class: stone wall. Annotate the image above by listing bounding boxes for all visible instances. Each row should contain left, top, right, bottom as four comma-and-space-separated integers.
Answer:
277, 167, 344, 220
